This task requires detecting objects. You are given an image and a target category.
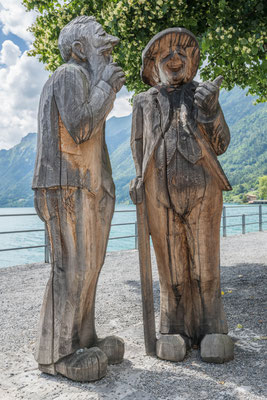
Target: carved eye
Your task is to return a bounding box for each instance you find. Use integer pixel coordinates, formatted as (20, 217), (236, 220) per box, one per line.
(176, 48), (186, 57)
(98, 31), (106, 36)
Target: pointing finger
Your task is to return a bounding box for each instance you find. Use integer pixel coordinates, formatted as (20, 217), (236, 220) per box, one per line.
(213, 75), (224, 88)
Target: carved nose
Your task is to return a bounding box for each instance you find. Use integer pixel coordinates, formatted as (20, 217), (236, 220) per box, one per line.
(109, 35), (120, 47)
(167, 53), (183, 70)
(172, 52), (182, 64)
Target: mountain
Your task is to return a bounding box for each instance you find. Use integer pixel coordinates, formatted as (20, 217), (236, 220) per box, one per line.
(111, 87), (267, 203)
(0, 87), (266, 207)
(218, 88), (267, 202)
(0, 133), (37, 207)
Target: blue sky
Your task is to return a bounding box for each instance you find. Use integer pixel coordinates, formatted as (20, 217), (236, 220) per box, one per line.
(0, 24), (28, 52)
(0, 0), (132, 150)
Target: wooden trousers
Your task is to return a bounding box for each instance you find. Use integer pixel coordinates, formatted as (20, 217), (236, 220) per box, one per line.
(34, 187), (115, 365)
(145, 161), (228, 344)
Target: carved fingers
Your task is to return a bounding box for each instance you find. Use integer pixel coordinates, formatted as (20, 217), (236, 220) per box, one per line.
(103, 62), (125, 93)
(129, 177), (143, 205)
(194, 75), (223, 116)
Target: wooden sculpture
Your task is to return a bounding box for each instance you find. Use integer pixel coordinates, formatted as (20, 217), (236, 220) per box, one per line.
(32, 16), (125, 381)
(130, 28), (234, 363)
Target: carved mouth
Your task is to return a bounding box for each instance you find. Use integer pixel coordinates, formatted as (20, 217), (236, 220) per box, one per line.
(99, 45), (113, 56)
(168, 64), (183, 72)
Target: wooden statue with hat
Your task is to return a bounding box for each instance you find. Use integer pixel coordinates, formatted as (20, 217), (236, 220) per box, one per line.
(130, 28), (234, 363)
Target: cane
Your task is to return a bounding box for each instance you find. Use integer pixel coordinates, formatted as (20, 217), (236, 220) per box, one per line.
(136, 193), (157, 355)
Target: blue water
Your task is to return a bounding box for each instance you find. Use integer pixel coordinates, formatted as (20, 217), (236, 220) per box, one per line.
(0, 204), (266, 268)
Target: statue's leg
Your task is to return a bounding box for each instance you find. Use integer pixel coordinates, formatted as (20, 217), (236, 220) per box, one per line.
(144, 161), (227, 338)
(34, 187), (120, 380)
(187, 181), (228, 338)
(144, 171), (188, 333)
(144, 181), (188, 361)
(161, 178), (228, 345)
(187, 181), (234, 362)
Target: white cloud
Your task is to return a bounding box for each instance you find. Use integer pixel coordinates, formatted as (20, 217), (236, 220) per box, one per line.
(0, 0), (132, 149)
(108, 86), (132, 119)
(0, 0), (35, 43)
(0, 40), (132, 150)
(0, 40), (21, 65)
(0, 43), (49, 149)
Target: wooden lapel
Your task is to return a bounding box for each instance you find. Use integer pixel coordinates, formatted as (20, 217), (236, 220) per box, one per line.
(156, 87), (171, 134)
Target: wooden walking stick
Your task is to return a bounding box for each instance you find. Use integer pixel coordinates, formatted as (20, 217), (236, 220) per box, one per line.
(136, 194), (157, 355)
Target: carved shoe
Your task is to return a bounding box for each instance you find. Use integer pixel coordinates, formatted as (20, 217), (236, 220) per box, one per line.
(156, 334), (186, 362)
(97, 335), (125, 364)
(200, 334), (234, 363)
(55, 347), (108, 382)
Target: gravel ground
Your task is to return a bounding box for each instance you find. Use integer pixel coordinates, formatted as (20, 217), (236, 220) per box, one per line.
(0, 231), (266, 400)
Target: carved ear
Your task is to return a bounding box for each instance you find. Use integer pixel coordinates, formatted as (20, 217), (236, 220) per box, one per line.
(71, 41), (86, 62)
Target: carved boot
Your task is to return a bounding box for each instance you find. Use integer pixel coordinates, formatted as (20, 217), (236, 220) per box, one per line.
(55, 347), (108, 382)
(200, 334), (234, 363)
(97, 335), (125, 364)
(156, 334), (186, 362)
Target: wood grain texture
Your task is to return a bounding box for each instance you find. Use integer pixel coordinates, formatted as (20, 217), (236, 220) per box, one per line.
(130, 28), (232, 354)
(156, 335), (186, 362)
(56, 347), (108, 382)
(97, 336), (125, 364)
(136, 200), (156, 356)
(200, 334), (234, 363)
(32, 16), (125, 380)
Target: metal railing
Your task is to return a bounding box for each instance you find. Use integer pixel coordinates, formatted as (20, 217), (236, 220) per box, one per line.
(0, 209), (138, 263)
(221, 204), (267, 237)
(0, 205), (266, 263)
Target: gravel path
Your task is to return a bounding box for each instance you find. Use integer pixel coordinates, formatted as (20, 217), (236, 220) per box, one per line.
(0, 232), (266, 400)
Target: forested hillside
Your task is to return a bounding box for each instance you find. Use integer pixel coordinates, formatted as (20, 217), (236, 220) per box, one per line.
(0, 133), (36, 207)
(219, 89), (267, 202)
(111, 87), (267, 203)
(0, 87), (266, 207)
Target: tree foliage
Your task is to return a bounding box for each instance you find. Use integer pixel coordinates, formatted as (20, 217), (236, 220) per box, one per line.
(23, 0), (266, 101)
(259, 176), (267, 199)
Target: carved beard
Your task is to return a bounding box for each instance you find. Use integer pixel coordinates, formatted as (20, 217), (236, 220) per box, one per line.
(86, 46), (110, 86)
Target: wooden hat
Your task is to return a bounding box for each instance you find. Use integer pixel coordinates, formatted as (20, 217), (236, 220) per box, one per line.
(141, 27), (200, 87)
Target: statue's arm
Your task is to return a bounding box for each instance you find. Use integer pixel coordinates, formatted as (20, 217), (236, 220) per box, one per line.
(194, 78), (230, 155)
(53, 65), (116, 144)
(129, 94), (145, 204)
(130, 94), (144, 177)
(197, 104), (230, 156)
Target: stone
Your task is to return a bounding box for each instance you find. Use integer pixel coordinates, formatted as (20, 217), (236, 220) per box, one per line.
(55, 347), (108, 382)
(156, 334), (186, 362)
(97, 335), (125, 364)
(200, 334), (234, 363)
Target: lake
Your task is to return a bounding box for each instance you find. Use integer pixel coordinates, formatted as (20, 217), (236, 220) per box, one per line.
(0, 203), (266, 268)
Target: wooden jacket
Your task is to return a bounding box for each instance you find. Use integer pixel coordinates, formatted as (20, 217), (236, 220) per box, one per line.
(32, 62), (115, 198)
(131, 81), (231, 206)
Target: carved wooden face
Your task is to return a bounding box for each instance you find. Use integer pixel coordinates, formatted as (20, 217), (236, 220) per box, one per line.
(89, 23), (119, 60)
(157, 45), (189, 86)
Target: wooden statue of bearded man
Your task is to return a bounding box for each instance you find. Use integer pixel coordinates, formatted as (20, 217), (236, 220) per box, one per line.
(33, 16), (125, 381)
(130, 28), (234, 363)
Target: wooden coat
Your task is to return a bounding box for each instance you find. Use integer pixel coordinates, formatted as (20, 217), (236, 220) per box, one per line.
(32, 61), (115, 198)
(130, 81), (232, 206)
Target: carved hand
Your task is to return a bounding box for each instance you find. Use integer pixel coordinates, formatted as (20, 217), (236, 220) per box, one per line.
(129, 177), (144, 205)
(194, 75), (223, 117)
(102, 62), (125, 93)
